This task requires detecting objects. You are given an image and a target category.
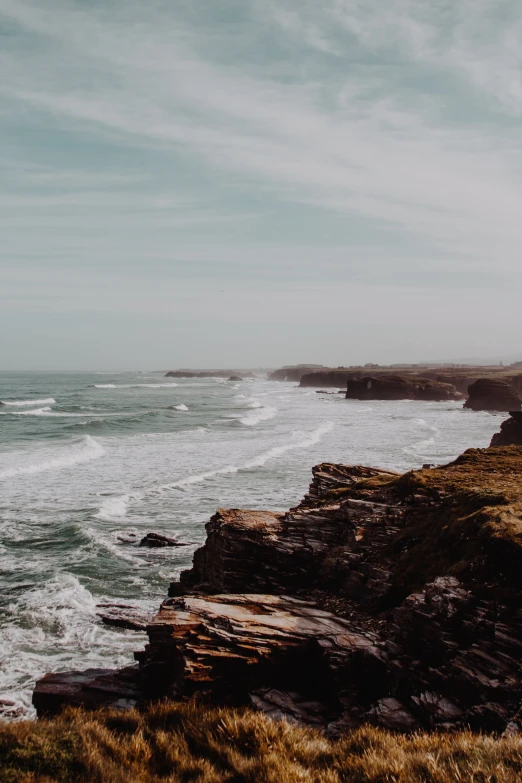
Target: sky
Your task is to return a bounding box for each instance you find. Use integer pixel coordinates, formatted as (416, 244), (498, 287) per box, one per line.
(1, 0), (522, 370)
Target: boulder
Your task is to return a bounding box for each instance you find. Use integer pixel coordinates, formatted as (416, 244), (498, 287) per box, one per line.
(464, 379), (521, 412)
(139, 532), (187, 548)
(96, 603), (154, 631)
(228, 376), (243, 382)
(490, 412), (522, 446)
(345, 375), (462, 401)
(33, 667), (141, 716)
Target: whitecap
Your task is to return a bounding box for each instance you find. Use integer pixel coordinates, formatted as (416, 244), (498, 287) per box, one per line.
(1, 398), (56, 407)
(94, 383), (177, 389)
(143, 420), (334, 498)
(171, 404), (188, 411)
(238, 406), (278, 426)
(96, 495), (130, 521)
(244, 421), (334, 468)
(0, 436), (104, 480)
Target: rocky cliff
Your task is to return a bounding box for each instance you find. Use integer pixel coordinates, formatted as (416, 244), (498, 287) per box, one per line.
(33, 447), (522, 735)
(464, 379), (521, 412)
(491, 412), (522, 446)
(299, 370), (361, 388)
(268, 365), (325, 382)
(345, 375), (462, 401)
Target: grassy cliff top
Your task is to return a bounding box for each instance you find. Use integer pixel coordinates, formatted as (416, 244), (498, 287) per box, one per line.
(2, 701), (522, 783)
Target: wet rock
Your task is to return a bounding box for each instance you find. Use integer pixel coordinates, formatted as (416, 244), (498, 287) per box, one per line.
(96, 603), (154, 631)
(32, 667), (141, 716)
(464, 378), (521, 412)
(228, 376), (243, 382)
(139, 532), (186, 548)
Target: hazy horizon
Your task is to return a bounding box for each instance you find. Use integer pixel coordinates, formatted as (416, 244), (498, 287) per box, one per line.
(2, 0), (522, 370)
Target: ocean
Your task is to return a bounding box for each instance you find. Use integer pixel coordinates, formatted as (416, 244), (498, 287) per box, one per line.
(0, 371), (506, 718)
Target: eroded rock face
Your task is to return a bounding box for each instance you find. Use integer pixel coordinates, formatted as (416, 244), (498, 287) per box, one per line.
(33, 449), (522, 734)
(491, 413), (522, 446)
(464, 379), (521, 412)
(345, 375), (462, 401)
(300, 370), (358, 388)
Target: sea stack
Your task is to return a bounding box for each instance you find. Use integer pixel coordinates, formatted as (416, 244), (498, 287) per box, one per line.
(464, 379), (521, 412)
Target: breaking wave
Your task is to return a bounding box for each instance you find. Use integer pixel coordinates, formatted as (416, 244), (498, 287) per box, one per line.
(1, 398), (56, 407)
(0, 436), (104, 480)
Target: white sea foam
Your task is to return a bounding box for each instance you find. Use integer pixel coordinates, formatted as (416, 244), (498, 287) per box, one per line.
(96, 495), (130, 520)
(244, 421), (334, 468)
(172, 404), (189, 411)
(94, 383), (177, 389)
(238, 405), (278, 426)
(0, 573), (146, 717)
(1, 398), (56, 407)
(139, 420), (334, 500)
(0, 406), (53, 416)
(0, 436), (104, 480)
(0, 408), (101, 418)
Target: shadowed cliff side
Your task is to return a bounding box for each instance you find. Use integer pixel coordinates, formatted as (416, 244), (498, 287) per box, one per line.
(33, 448), (522, 735)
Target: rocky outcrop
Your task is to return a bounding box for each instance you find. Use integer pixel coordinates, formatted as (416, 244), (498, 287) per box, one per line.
(345, 375), (462, 401)
(268, 365), (324, 382)
(165, 370), (253, 379)
(139, 532), (188, 548)
(464, 379), (521, 412)
(300, 370), (359, 388)
(33, 448), (522, 734)
(96, 603), (154, 631)
(490, 412), (522, 446)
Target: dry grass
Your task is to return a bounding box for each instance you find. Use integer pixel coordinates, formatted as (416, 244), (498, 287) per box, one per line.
(2, 702), (522, 783)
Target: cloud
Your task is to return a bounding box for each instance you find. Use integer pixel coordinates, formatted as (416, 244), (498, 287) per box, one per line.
(1, 0), (522, 367)
(2, 0), (522, 269)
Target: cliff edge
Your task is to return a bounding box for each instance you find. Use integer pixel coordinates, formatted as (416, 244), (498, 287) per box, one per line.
(34, 447), (522, 735)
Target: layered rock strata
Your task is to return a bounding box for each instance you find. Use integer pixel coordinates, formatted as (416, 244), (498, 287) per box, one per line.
(345, 375), (462, 401)
(464, 379), (521, 412)
(33, 448), (522, 734)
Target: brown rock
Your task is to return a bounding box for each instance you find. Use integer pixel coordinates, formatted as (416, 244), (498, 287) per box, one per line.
(96, 603), (154, 631)
(139, 532), (187, 548)
(33, 448), (522, 734)
(345, 375), (462, 401)
(490, 413), (522, 446)
(464, 379), (521, 412)
(32, 667), (141, 716)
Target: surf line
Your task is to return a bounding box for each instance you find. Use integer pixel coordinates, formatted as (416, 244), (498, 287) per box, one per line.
(96, 421), (334, 519)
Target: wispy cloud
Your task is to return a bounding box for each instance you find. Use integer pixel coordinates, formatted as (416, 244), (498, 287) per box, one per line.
(1, 0), (521, 367)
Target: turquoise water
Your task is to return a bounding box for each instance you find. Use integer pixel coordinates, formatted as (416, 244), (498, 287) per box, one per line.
(0, 371), (505, 717)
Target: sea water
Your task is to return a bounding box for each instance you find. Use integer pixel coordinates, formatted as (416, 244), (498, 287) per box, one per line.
(0, 371), (505, 718)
